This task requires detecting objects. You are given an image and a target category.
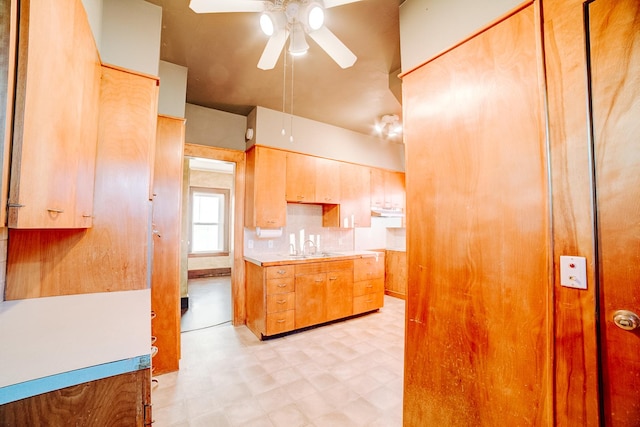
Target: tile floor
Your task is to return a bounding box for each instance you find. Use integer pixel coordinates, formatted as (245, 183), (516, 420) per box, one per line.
(152, 295), (406, 426)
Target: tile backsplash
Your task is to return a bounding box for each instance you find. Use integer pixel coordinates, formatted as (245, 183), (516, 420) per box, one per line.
(244, 203), (406, 256)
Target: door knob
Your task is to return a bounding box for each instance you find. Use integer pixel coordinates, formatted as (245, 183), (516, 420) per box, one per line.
(612, 310), (640, 331)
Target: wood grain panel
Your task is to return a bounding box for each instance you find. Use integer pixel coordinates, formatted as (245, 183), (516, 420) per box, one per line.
(385, 250), (407, 299)
(245, 261), (266, 338)
(151, 116), (185, 375)
(589, 0), (640, 423)
(5, 65), (158, 299)
(402, 4), (550, 425)
(326, 268), (353, 321)
(0, 0), (17, 228)
(0, 369), (150, 426)
(315, 157), (341, 204)
(286, 151), (316, 202)
(9, 0), (100, 228)
(542, 0), (601, 423)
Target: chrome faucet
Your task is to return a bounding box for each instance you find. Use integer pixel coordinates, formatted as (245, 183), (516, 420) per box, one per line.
(289, 243), (297, 256)
(303, 239), (317, 256)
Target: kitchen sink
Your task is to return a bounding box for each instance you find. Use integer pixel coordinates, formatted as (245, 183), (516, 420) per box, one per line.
(282, 252), (343, 259)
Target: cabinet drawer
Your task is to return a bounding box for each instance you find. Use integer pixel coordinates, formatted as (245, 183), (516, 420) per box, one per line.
(267, 292), (295, 313)
(353, 292), (384, 314)
(354, 278), (384, 296)
(266, 277), (295, 294)
(266, 310), (295, 335)
(266, 265), (294, 279)
(354, 256), (385, 281)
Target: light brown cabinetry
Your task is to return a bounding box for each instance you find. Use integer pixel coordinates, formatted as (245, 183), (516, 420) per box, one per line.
(295, 260), (353, 328)
(315, 157), (341, 204)
(245, 146), (287, 228)
(384, 250), (406, 299)
(337, 162), (371, 228)
(371, 168), (405, 212)
(246, 262), (296, 338)
(8, 0), (101, 229)
(286, 152), (316, 202)
(6, 64), (159, 299)
(353, 254), (385, 314)
(151, 115), (185, 375)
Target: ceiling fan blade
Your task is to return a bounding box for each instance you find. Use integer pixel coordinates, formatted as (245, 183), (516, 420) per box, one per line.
(322, 0), (363, 8)
(189, 0), (268, 13)
(308, 26), (357, 68)
(258, 30), (289, 70)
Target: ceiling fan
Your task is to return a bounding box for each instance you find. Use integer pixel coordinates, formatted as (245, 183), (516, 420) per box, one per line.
(189, 0), (361, 70)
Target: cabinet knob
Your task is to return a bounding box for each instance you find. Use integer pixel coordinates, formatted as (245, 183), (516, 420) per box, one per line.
(47, 208), (64, 214)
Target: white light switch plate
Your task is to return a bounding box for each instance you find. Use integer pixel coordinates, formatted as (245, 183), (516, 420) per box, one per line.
(560, 256), (587, 289)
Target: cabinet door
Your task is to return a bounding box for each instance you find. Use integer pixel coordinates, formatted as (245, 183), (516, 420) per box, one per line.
(370, 168), (385, 209)
(295, 273), (326, 328)
(151, 116), (185, 375)
(315, 157), (340, 204)
(245, 146), (287, 228)
(339, 163), (371, 228)
(286, 152), (316, 202)
(326, 268), (353, 321)
(8, 0), (101, 228)
(386, 171), (405, 210)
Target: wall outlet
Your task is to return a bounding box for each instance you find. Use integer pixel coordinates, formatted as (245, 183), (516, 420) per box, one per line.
(248, 240), (254, 249)
(560, 256), (587, 289)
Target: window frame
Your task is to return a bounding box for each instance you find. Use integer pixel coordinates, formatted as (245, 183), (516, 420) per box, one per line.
(188, 187), (230, 256)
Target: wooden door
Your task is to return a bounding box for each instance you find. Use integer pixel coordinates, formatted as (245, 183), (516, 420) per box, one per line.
(401, 4), (550, 425)
(588, 0), (640, 423)
(150, 116), (185, 375)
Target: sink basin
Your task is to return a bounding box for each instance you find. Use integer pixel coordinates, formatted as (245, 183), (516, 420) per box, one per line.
(281, 252), (343, 259)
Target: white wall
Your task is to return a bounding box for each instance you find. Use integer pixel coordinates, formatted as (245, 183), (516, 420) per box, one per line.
(100, 0), (162, 76)
(185, 103), (247, 151)
(400, 0), (524, 72)
(250, 106), (405, 172)
(81, 0), (103, 50)
(158, 61), (188, 118)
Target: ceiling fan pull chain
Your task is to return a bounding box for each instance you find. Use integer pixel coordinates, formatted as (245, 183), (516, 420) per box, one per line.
(281, 47), (287, 136)
(290, 55), (295, 143)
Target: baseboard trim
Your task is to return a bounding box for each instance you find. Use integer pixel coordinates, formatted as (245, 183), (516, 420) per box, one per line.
(188, 268), (231, 279)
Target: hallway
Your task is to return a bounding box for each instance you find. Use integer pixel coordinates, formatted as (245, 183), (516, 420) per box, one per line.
(152, 296), (405, 426)
(181, 276), (232, 332)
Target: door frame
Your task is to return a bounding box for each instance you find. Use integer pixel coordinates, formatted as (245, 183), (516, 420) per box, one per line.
(184, 143), (246, 325)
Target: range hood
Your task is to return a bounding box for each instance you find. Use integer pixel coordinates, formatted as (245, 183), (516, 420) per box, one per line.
(371, 207), (405, 217)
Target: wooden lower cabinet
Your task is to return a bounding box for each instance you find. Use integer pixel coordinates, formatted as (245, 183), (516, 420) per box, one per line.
(0, 369), (151, 426)
(353, 254), (385, 315)
(384, 250), (407, 299)
(247, 258), (387, 339)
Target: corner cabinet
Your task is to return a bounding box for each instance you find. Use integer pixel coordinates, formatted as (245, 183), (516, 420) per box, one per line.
(8, 0), (101, 228)
(245, 146), (287, 228)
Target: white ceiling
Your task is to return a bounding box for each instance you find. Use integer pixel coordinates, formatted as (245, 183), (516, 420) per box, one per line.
(145, 0), (403, 138)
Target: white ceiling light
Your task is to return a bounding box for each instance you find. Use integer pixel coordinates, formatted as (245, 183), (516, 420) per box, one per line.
(289, 25), (309, 56)
(375, 114), (402, 138)
(305, 3), (325, 31)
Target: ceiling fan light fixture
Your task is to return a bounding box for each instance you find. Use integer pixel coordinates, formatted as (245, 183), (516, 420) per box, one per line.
(289, 26), (309, 56)
(305, 3), (325, 31)
(259, 13), (274, 35)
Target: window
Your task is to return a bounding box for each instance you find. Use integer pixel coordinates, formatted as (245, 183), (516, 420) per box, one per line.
(189, 188), (229, 254)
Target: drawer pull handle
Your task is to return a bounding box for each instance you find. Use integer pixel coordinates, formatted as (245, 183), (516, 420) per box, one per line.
(366, 285), (373, 288)
(47, 208), (64, 214)
(329, 277), (337, 280)
(277, 319), (286, 323)
(277, 299), (286, 304)
(277, 283), (287, 288)
(277, 270), (286, 275)
(315, 279), (324, 283)
(366, 299), (373, 303)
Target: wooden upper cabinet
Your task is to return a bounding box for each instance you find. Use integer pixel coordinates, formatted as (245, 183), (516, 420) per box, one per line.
(315, 157), (340, 204)
(8, 0), (101, 228)
(245, 146), (287, 228)
(286, 152), (316, 202)
(371, 168), (405, 211)
(339, 162), (371, 228)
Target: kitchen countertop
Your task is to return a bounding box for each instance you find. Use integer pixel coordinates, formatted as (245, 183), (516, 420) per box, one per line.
(244, 250), (382, 267)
